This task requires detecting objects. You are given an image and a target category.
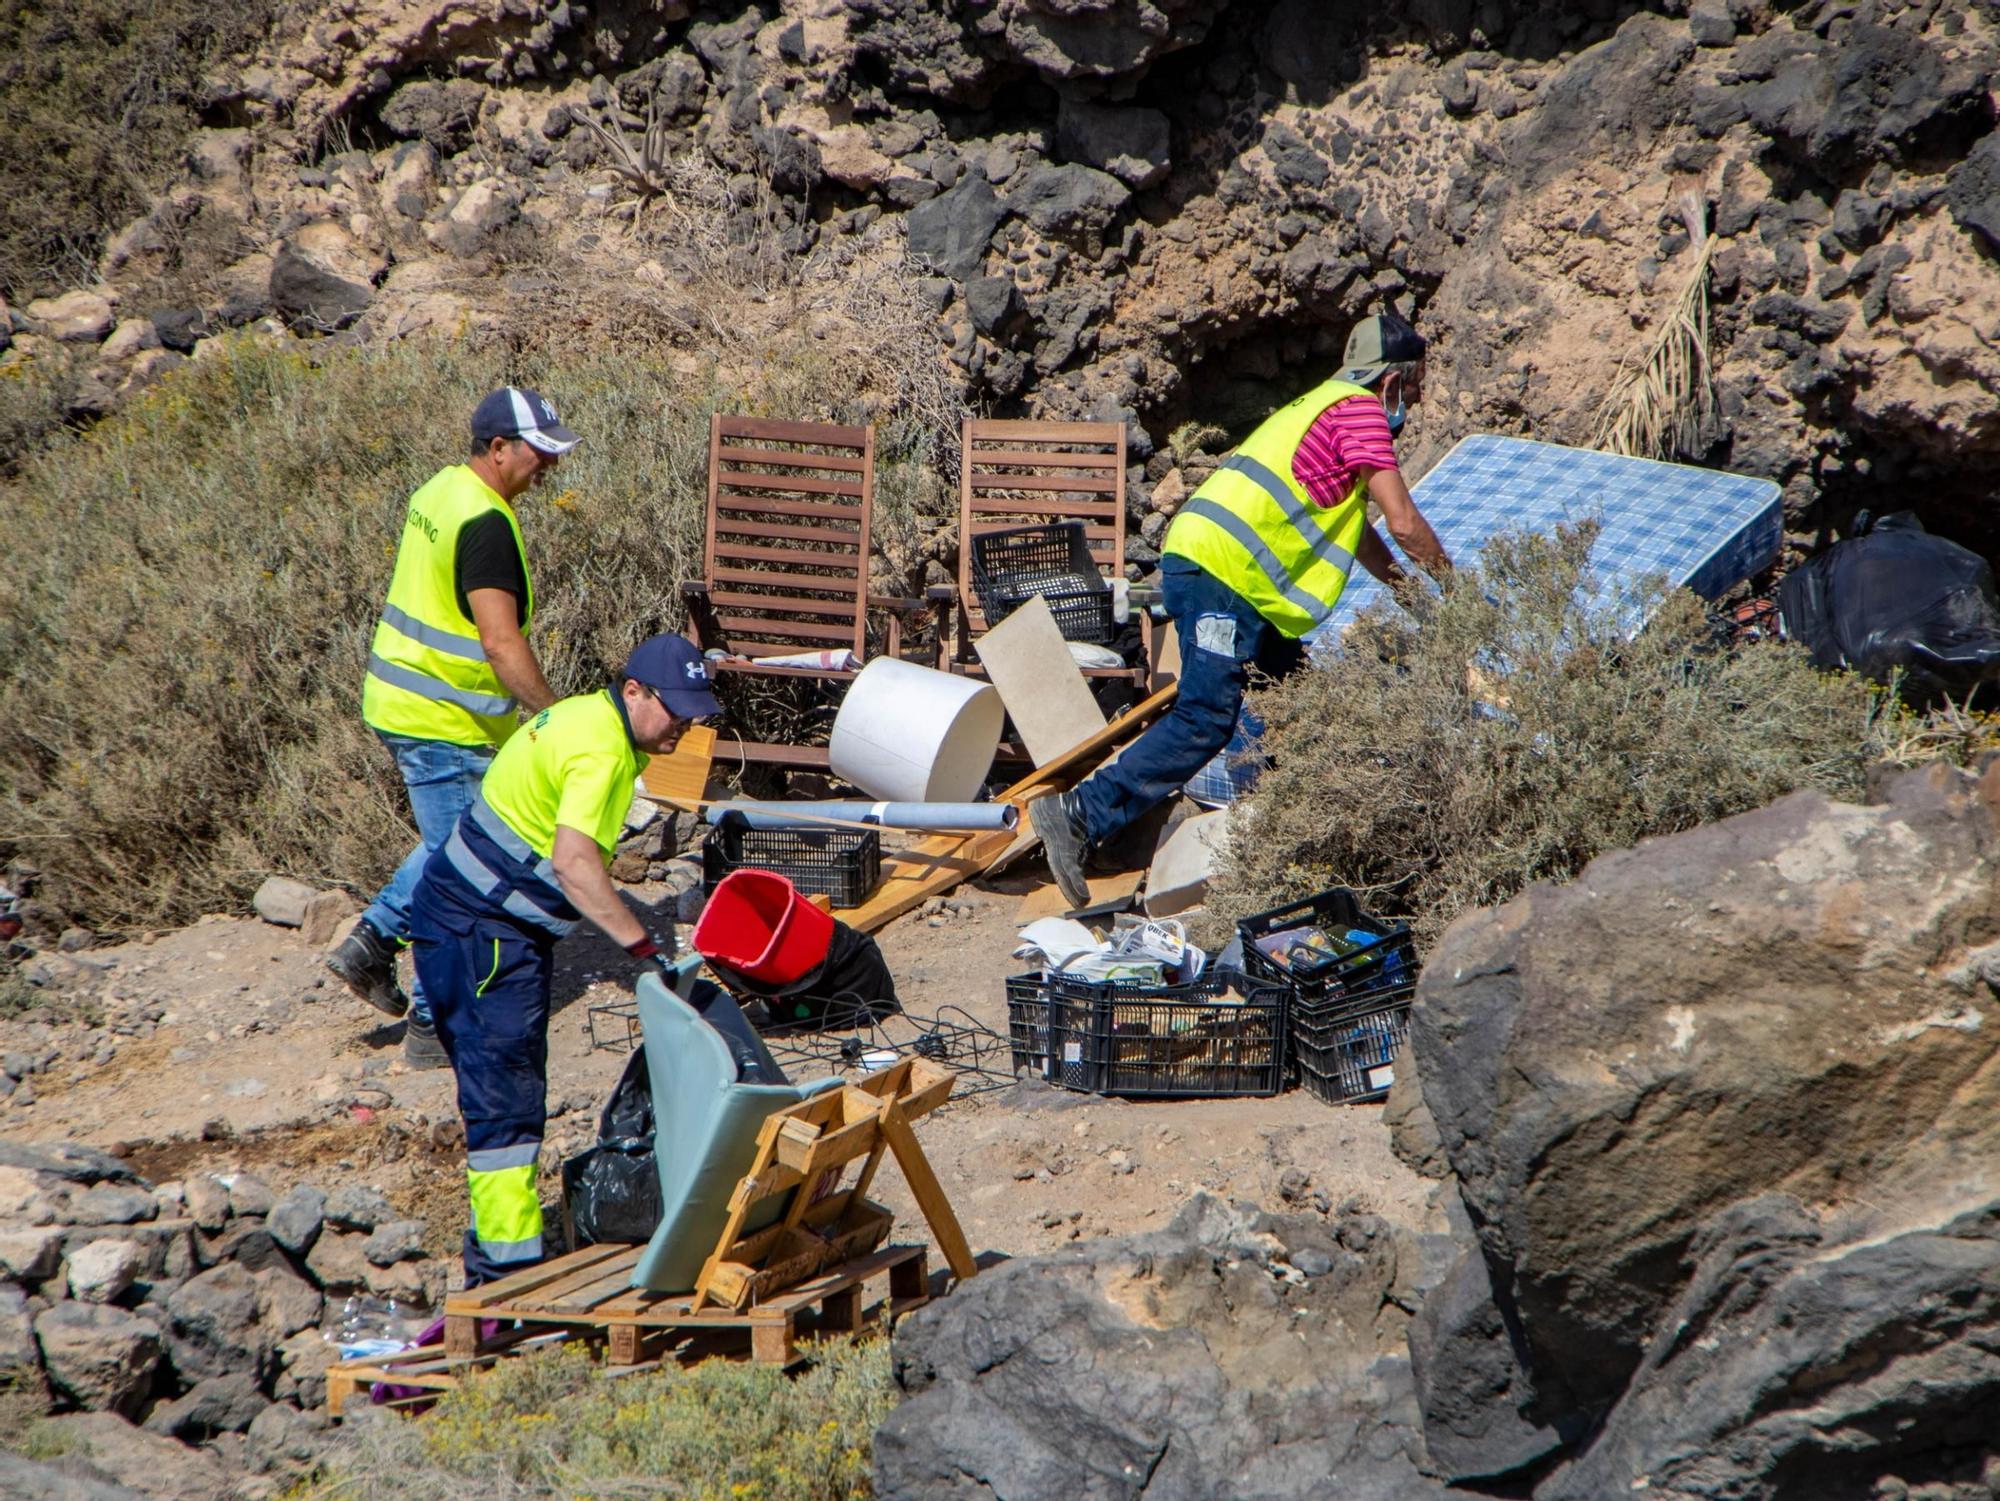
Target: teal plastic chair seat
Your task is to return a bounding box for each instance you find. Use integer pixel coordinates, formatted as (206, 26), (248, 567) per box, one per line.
(629, 971), (843, 1294)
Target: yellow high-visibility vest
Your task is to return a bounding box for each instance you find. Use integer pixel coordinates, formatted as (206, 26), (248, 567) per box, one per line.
(361, 466), (533, 747)
(1162, 378), (1376, 638)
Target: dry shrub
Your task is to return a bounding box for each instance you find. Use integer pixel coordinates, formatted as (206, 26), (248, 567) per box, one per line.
(0, 343), (83, 471)
(0, 0), (278, 298)
(299, 1338), (893, 1499)
(1208, 524), (1913, 946)
(0, 324), (945, 933)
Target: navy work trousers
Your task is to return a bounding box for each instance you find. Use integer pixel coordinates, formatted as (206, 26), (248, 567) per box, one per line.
(409, 855), (554, 1288)
(1072, 557), (1307, 847)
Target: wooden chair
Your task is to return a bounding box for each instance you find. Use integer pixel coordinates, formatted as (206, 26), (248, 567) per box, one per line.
(932, 418), (1145, 677)
(681, 415), (920, 770)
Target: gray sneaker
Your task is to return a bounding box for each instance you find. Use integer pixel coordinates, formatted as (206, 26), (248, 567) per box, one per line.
(326, 922), (409, 1020)
(403, 1016), (449, 1070)
(1029, 791), (1092, 912)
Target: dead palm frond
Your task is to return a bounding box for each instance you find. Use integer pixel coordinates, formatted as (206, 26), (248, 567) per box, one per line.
(1590, 191), (1717, 461)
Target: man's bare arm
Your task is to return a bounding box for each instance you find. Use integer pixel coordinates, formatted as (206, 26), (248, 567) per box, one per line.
(1356, 524), (1410, 588)
(551, 825), (647, 949)
(1365, 468), (1452, 580)
(468, 587), (558, 713)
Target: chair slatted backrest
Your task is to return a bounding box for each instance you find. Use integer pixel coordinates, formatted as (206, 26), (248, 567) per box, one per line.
(957, 418), (1127, 640)
(705, 415), (874, 660)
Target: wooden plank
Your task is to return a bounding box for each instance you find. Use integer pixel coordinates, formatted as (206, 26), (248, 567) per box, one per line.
(879, 1100), (978, 1282)
(720, 415), (869, 447)
(962, 497), (1122, 520)
(762, 1244), (921, 1314)
(969, 419), (1123, 442)
(446, 1243), (634, 1312)
(751, 1320), (795, 1364)
(715, 494), (863, 522)
(640, 723), (715, 809)
(717, 469), (867, 498)
(522, 1245), (645, 1310)
(717, 444), (868, 472)
(966, 448), (1123, 469)
(708, 738), (833, 770)
(706, 590), (858, 617)
(712, 543), (861, 569)
(711, 568), (861, 594)
(966, 470), (1120, 494)
(714, 615), (856, 642)
(714, 517), (864, 545)
(973, 594), (1107, 766)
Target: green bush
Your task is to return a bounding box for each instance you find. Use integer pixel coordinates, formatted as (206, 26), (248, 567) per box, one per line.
(1207, 524), (1918, 946)
(0, 0), (277, 300)
(0, 331), (948, 932)
(304, 1339), (894, 1500)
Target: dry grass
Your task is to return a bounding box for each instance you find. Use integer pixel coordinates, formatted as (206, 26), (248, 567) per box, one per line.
(1590, 192), (1717, 461)
(0, 322), (951, 933)
(1207, 524), (1927, 946)
(296, 1338), (894, 1500)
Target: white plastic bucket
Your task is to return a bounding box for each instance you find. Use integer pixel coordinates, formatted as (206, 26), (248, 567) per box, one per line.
(828, 659), (1004, 803)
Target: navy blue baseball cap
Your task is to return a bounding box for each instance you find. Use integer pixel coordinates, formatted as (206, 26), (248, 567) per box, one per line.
(623, 634), (722, 719)
(471, 386), (581, 455)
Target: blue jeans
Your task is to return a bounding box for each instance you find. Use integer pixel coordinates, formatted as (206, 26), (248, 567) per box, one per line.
(1072, 558), (1306, 845)
(361, 733), (496, 1025)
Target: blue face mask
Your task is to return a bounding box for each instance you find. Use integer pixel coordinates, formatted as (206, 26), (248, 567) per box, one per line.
(1384, 388), (1407, 436)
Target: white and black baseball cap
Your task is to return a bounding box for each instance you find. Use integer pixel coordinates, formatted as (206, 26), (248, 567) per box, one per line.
(471, 386), (582, 455)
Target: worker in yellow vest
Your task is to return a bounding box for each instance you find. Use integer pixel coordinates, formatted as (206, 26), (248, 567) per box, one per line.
(1032, 314), (1453, 910)
(328, 388), (578, 1066)
(410, 633), (720, 1284)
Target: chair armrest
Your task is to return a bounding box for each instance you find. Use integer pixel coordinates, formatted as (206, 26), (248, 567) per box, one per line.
(925, 584), (958, 602)
(679, 580), (711, 597)
(867, 593), (927, 614)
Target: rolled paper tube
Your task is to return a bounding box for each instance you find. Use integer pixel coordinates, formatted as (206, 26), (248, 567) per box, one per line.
(705, 801), (1019, 833)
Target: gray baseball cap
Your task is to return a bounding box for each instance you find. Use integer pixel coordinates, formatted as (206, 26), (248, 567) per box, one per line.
(1333, 313), (1427, 387)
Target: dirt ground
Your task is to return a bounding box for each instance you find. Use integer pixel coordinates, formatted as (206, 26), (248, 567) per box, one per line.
(2, 868), (1436, 1295)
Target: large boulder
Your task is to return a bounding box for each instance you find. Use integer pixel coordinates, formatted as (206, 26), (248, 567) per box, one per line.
(1537, 1194), (2000, 1499)
(876, 1195), (1446, 1500)
(33, 1304), (161, 1417)
(1413, 761), (2000, 1450)
(906, 173), (1004, 280)
(1005, 163), (1130, 242)
(0, 1450), (149, 1501)
(1055, 100), (1170, 188)
(269, 220), (382, 332)
(27, 1413), (232, 1501)
(1947, 130), (2000, 256)
(163, 1261), (269, 1384)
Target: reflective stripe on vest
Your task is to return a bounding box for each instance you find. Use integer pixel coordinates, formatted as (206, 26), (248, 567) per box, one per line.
(366, 654), (516, 718)
(379, 601), (488, 661)
(362, 465), (533, 748)
(1162, 378), (1376, 638)
(439, 796), (579, 938)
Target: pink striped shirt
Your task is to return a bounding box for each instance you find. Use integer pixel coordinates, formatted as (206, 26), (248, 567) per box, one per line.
(1292, 393), (1398, 508)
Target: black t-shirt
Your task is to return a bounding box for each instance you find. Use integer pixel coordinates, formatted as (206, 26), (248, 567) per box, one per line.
(454, 511), (528, 624)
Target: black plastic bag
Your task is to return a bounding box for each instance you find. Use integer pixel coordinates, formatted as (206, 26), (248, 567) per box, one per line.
(560, 1047), (661, 1248)
(707, 917), (901, 1032)
(1777, 512), (2000, 698)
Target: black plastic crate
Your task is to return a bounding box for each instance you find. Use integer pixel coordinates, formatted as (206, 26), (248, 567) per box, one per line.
(969, 522), (1116, 645)
(701, 822), (881, 908)
(1005, 970), (1287, 1098)
(1293, 985), (1413, 1105)
(1236, 888), (1418, 1006)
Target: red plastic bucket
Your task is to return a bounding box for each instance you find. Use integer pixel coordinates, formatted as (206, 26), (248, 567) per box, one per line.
(692, 869), (834, 987)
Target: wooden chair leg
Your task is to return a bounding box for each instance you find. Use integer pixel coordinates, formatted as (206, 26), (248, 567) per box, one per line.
(443, 1315), (481, 1359)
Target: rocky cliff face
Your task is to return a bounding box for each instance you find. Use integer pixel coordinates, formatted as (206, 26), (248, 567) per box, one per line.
(7, 0), (1998, 556)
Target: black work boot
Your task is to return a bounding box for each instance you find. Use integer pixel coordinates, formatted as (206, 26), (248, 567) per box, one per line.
(326, 921), (410, 1020)
(402, 1015), (448, 1070)
(1030, 790), (1092, 912)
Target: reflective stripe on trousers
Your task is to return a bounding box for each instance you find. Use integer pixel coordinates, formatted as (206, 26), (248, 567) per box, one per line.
(466, 1157), (543, 1267)
(366, 653), (517, 718)
(440, 802), (577, 938)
